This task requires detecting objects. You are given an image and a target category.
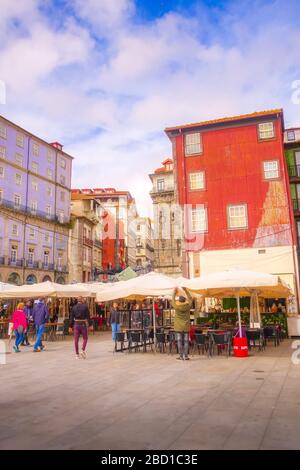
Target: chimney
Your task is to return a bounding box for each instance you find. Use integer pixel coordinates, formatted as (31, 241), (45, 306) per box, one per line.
(50, 142), (64, 151)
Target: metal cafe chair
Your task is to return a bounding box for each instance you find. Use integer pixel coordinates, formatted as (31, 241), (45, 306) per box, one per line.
(114, 332), (126, 352)
(210, 331), (232, 357)
(246, 329), (265, 352)
(128, 331), (142, 353)
(155, 332), (167, 353)
(263, 326), (279, 347)
(192, 333), (209, 356)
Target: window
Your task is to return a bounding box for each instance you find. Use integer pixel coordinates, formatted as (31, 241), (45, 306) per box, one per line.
(191, 207), (207, 232)
(57, 255), (62, 267)
(0, 145), (6, 158)
(287, 130), (295, 141)
(45, 232), (50, 242)
(30, 200), (37, 214)
(16, 133), (24, 148)
(263, 160), (279, 180)
(31, 161), (38, 174)
(258, 122), (275, 140)
(58, 210), (64, 223)
(29, 227), (35, 238)
(47, 149), (53, 163)
(157, 179), (165, 191)
(15, 153), (23, 166)
(47, 186), (52, 197)
(189, 171), (205, 190)
(44, 251), (49, 266)
(185, 132), (202, 155)
(15, 173), (22, 185)
(137, 224), (140, 231)
(0, 189), (3, 202)
(0, 167), (4, 178)
(46, 205), (52, 218)
(60, 158), (66, 169)
(228, 204), (248, 229)
(47, 168), (53, 180)
(0, 124), (7, 139)
(32, 142), (39, 156)
(11, 246), (17, 262)
(60, 175), (66, 185)
(60, 191), (65, 202)
(14, 194), (21, 208)
(28, 248), (34, 264)
(32, 181), (38, 192)
(12, 224), (18, 236)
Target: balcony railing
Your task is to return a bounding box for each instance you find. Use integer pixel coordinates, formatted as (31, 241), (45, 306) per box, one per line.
(292, 199), (300, 211)
(94, 239), (102, 248)
(83, 237), (93, 247)
(0, 198), (68, 225)
(42, 263), (54, 270)
(8, 258), (23, 267)
(26, 260), (39, 268)
(55, 265), (68, 273)
(150, 186), (174, 194)
(288, 166), (300, 178)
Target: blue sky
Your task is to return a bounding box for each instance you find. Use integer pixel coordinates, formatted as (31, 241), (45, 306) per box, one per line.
(1, 0), (300, 215)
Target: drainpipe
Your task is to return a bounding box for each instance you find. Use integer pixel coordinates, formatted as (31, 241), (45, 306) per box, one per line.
(280, 118), (300, 307)
(22, 136), (31, 284)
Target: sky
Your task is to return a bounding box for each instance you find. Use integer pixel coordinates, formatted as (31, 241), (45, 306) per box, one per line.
(1, 0), (300, 216)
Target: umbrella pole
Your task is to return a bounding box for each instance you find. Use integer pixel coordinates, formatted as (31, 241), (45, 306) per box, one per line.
(152, 298), (156, 351)
(236, 290), (242, 338)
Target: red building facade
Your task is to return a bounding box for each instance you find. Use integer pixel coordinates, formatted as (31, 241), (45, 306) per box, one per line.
(165, 109), (299, 299)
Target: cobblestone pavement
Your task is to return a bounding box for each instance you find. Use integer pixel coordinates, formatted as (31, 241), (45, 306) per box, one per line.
(0, 333), (299, 450)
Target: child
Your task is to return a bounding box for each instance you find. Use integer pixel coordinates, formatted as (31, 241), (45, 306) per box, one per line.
(11, 303), (27, 353)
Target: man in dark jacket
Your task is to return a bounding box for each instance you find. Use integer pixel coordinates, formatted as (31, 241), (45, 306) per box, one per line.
(32, 298), (49, 352)
(108, 302), (120, 341)
(69, 297), (90, 359)
(171, 287), (193, 361)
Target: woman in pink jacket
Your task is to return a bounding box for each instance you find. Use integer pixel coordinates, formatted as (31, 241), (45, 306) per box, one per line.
(12, 303), (27, 353)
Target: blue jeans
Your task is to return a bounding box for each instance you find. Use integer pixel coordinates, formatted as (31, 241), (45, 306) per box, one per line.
(111, 323), (120, 341)
(34, 324), (45, 350)
(14, 330), (24, 349)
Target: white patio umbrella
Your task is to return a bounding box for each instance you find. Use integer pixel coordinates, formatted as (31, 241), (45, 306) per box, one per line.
(183, 269), (292, 337)
(0, 281), (96, 299)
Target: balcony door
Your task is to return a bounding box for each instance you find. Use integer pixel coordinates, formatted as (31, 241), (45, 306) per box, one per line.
(295, 151), (300, 177)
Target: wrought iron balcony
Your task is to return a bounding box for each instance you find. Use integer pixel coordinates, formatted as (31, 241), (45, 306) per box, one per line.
(55, 265), (68, 273)
(292, 198), (300, 211)
(288, 166), (300, 178)
(83, 237), (93, 247)
(8, 258), (23, 266)
(26, 260), (39, 268)
(94, 239), (102, 248)
(42, 263), (54, 270)
(0, 197), (69, 225)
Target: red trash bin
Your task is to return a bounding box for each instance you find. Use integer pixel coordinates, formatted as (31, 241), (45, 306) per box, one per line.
(233, 337), (248, 357)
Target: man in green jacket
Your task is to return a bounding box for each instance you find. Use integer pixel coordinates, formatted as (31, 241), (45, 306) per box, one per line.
(171, 287), (193, 361)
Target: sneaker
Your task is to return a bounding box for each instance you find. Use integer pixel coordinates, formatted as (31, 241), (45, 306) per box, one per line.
(176, 356), (183, 361)
(13, 346), (20, 353)
(40, 345), (45, 351)
(183, 356), (190, 361)
(33, 349), (40, 352)
(80, 350), (87, 359)
(75, 354), (80, 359)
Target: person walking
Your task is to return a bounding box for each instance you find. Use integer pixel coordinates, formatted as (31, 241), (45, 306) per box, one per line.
(69, 296), (90, 359)
(21, 299), (33, 346)
(11, 303), (27, 353)
(108, 302), (120, 341)
(171, 287), (193, 361)
(32, 297), (49, 352)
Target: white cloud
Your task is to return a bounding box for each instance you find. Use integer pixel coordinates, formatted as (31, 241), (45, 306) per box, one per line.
(1, 0), (300, 217)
